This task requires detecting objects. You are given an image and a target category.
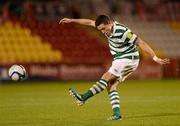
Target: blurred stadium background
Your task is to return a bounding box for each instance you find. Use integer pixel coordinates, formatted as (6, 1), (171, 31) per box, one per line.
(0, 0), (180, 126)
(0, 0), (180, 81)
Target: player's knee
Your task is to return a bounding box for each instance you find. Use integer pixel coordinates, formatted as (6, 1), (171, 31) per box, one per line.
(101, 72), (109, 79)
(101, 72), (117, 83)
(110, 84), (117, 91)
(106, 84), (111, 92)
(107, 82), (118, 92)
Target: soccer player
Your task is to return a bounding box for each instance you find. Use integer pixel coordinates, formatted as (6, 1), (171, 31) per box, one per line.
(59, 15), (170, 120)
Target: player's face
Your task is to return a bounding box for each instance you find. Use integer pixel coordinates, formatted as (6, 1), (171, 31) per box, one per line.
(97, 23), (113, 37)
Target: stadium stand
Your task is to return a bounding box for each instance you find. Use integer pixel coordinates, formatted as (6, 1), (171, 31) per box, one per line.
(0, 0), (179, 80)
(0, 21), (62, 65)
(121, 17), (180, 58)
(20, 20), (111, 64)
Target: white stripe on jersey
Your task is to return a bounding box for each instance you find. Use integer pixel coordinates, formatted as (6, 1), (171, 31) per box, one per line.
(109, 43), (131, 52)
(129, 34), (137, 44)
(116, 25), (127, 31)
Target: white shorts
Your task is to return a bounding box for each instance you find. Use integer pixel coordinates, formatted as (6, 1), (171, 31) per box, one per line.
(108, 58), (139, 82)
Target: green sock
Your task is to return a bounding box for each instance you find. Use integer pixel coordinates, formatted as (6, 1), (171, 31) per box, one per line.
(109, 90), (121, 116)
(113, 107), (120, 115)
(82, 79), (108, 101)
(82, 90), (93, 101)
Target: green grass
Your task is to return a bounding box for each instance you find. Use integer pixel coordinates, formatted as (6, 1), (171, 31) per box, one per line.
(0, 79), (180, 126)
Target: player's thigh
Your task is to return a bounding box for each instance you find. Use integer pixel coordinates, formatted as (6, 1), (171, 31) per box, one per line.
(101, 71), (118, 83)
(120, 60), (139, 82)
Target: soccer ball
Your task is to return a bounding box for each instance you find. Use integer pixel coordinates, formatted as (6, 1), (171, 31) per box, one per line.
(8, 65), (27, 81)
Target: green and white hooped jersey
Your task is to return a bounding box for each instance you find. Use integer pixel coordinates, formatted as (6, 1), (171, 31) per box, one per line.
(108, 21), (139, 60)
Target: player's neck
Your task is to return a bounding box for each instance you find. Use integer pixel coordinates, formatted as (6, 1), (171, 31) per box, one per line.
(110, 23), (114, 35)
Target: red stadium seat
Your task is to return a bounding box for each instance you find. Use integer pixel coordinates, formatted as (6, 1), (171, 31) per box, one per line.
(18, 21), (110, 64)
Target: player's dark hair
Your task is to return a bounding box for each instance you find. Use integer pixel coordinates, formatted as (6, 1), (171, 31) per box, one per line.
(95, 15), (111, 27)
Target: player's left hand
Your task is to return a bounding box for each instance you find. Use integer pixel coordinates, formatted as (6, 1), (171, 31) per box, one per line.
(59, 18), (72, 24)
(153, 56), (170, 65)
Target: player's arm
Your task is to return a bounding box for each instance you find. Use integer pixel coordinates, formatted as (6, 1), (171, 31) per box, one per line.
(59, 18), (95, 27)
(136, 38), (170, 65)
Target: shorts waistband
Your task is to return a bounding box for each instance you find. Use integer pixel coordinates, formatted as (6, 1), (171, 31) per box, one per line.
(114, 55), (140, 60)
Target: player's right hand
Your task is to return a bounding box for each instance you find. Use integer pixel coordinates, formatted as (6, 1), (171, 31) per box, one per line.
(59, 18), (72, 24)
(153, 56), (170, 65)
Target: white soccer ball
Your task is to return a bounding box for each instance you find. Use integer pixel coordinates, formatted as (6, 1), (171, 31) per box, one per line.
(8, 65), (27, 81)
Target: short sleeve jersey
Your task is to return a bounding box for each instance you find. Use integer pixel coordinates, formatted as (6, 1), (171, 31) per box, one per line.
(108, 21), (139, 60)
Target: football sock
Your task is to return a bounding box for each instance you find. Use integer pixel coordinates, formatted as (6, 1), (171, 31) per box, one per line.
(109, 90), (121, 115)
(81, 79), (108, 101)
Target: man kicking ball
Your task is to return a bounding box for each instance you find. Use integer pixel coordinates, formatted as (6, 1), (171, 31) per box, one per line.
(59, 15), (170, 120)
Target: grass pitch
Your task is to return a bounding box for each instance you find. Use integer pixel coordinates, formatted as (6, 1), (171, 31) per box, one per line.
(0, 79), (180, 126)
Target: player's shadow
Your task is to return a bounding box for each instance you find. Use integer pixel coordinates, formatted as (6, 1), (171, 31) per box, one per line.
(125, 112), (180, 119)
